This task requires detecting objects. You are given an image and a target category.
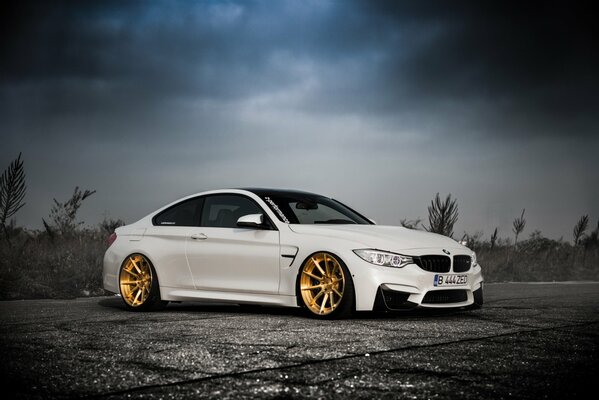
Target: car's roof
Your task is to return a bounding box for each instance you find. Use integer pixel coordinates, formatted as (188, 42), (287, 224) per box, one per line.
(238, 188), (329, 198)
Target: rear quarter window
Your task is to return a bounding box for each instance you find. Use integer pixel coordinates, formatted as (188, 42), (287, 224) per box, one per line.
(153, 197), (203, 226)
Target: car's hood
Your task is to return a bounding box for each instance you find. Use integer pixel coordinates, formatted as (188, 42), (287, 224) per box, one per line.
(288, 224), (467, 252)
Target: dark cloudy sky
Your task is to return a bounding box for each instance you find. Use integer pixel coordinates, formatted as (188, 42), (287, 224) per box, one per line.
(1, 0), (598, 241)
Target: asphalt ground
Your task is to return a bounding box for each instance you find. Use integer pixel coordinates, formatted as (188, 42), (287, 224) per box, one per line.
(1, 282), (598, 399)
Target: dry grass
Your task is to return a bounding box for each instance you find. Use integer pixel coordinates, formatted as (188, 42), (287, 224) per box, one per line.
(472, 232), (599, 282)
(0, 229), (106, 300)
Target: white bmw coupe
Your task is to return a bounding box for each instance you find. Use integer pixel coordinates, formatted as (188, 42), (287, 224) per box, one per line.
(103, 188), (483, 318)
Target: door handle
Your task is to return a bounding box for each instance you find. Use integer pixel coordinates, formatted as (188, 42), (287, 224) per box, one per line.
(190, 233), (208, 240)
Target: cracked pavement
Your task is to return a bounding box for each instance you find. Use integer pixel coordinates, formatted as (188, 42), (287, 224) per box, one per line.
(1, 283), (598, 399)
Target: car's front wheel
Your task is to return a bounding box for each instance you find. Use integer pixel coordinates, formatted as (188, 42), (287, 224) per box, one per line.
(299, 252), (354, 319)
(119, 254), (168, 311)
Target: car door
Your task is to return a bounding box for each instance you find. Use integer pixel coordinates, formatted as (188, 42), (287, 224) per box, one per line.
(145, 196), (203, 289)
(185, 194), (281, 294)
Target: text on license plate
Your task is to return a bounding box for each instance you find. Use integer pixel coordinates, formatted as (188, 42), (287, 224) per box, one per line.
(434, 274), (468, 287)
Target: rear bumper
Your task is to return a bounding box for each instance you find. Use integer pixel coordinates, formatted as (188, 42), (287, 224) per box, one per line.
(103, 246), (121, 294)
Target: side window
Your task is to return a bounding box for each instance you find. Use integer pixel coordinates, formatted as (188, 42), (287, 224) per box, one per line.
(154, 197), (203, 226)
(201, 195), (264, 228)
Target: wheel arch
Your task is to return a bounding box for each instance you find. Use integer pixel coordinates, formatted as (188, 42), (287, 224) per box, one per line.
(294, 250), (355, 308)
(118, 251), (163, 295)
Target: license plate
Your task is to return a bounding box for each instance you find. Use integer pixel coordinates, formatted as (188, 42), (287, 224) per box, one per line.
(434, 274), (468, 287)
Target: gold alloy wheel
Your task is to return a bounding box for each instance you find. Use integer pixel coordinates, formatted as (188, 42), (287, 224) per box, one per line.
(119, 255), (153, 307)
(300, 252), (345, 315)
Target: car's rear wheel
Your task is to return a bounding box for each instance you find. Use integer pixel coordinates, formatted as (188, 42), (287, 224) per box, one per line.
(299, 252), (354, 319)
(119, 254), (168, 311)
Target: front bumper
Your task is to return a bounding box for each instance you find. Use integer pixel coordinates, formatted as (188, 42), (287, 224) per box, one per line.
(347, 252), (484, 311)
(374, 284), (484, 311)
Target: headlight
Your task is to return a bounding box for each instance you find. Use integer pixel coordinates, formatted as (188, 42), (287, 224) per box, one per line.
(471, 251), (478, 267)
(353, 249), (413, 268)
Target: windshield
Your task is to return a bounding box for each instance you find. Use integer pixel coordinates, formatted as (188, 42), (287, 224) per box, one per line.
(260, 194), (372, 225)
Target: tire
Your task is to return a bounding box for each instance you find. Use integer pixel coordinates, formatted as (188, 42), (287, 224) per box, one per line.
(298, 252), (355, 319)
(119, 253), (168, 311)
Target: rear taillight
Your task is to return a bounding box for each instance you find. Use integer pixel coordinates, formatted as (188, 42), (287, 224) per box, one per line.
(107, 232), (117, 247)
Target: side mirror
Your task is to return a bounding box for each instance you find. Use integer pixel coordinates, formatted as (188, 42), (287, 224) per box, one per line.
(237, 213), (266, 229)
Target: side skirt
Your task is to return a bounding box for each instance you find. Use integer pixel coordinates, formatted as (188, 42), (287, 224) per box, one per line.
(160, 286), (298, 307)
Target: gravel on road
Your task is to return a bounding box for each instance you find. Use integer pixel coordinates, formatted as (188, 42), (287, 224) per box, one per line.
(1, 282), (598, 399)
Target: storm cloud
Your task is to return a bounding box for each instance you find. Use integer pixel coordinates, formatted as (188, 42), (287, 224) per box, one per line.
(1, 0), (598, 240)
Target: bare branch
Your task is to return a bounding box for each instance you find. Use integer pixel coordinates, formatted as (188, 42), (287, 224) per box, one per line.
(99, 217), (125, 235)
(512, 209), (526, 247)
(0, 153), (27, 244)
(42, 218), (55, 242)
(490, 227), (499, 250)
(573, 215), (589, 246)
(400, 217), (422, 230)
(47, 186), (96, 235)
(425, 193), (458, 238)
